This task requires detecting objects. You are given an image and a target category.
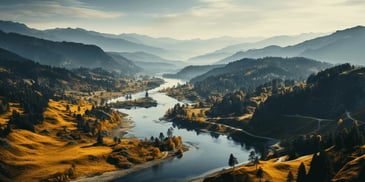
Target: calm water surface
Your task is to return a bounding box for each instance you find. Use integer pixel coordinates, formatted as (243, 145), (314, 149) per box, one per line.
(109, 78), (253, 182)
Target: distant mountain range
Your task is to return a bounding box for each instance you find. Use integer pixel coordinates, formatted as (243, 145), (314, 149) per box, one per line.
(0, 31), (139, 75)
(163, 64), (225, 81)
(217, 26), (365, 65)
(1, 20), (364, 71)
(0, 47), (116, 91)
(0, 20), (258, 60)
(116, 34), (260, 60)
(188, 33), (325, 65)
(0, 20), (167, 57)
(112, 52), (186, 74)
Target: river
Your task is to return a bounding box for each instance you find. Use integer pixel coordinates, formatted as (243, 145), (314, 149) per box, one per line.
(108, 78), (254, 182)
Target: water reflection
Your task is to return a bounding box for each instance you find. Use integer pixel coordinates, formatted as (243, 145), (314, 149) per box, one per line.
(111, 78), (267, 182)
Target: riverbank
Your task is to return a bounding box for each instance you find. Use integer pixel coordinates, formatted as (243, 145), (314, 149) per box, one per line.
(74, 144), (189, 182)
(73, 151), (170, 182)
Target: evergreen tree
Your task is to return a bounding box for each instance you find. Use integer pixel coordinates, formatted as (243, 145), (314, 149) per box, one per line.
(254, 156), (260, 170)
(256, 167), (264, 182)
(97, 130), (104, 145)
(297, 162), (307, 182)
(249, 151), (256, 164)
(145, 90), (149, 98)
(159, 132), (165, 141)
(228, 153), (238, 168)
(307, 151), (333, 182)
(287, 171), (294, 182)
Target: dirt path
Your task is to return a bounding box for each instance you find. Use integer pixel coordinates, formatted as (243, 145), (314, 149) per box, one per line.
(204, 119), (277, 142)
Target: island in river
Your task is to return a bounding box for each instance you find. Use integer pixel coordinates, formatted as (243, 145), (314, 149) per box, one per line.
(109, 97), (158, 109)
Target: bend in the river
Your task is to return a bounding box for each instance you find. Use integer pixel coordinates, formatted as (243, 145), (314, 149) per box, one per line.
(109, 78), (263, 182)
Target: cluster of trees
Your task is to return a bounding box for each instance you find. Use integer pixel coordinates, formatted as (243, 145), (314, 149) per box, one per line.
(143, 130), (183, 152)
(307, 63), (354, 84)
(281, 123), (365, 181)
(209, 91), (249, 117)
(294, 151), (333, 182)
(74, 105), (120, 144)
(166, 103), (189, 118)
(0, 98), (9, 114)
(284, 135), (322, 160)
(251, 64), (364, 135)
(191, 57), (329, 98)
(162, 83), (200, 102)
(207, 78), (297, 117)
(75, 114), (101, 136)
(0, 80), (51, 134)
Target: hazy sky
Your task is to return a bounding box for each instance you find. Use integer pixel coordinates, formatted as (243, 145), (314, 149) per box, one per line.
(1, 0), (364, 39)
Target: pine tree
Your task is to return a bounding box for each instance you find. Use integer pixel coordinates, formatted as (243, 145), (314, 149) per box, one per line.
(145, 90), (149, 98)
(97, 130), (104, 145)
(256, 167), (263, 182)
(228, 153), (238, 168)
(287, 171), (294, 182)
(307, 151), (333, 182)
(297, 162), (307, 182)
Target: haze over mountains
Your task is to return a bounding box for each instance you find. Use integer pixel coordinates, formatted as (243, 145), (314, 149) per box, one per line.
(1, 15), (365, 182)
(0, 19), (364, 78)
(0, 31), (135, 74)
(112, 51), (186, 74)
(188, 32), (326, 65)
(0, 20), (167, 57)
(0, 20), (255, 61)
(217, 26), (365, 65)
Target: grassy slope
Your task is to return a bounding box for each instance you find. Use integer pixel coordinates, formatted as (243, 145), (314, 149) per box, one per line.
(0, 100), (117, 181)
(0, 103), (23, 125)
(0, 97), (170, 182)
(203, 155), (312, 182)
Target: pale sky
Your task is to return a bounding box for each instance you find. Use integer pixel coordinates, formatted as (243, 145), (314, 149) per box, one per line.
(0, 0), (364, 39)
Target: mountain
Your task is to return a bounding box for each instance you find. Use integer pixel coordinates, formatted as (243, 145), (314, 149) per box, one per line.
(188, 33), (325, 65)
(250, 64), (363, 137)
(217, 26), (365, 65)
(106, 52), (142, 74)
(43, 28), (167, 56)
(163, 64), (225, 81)
(0, 20), (258, 61)
(190, 57), (331, 97)
(0, 47), (88, 90)
(117, 34), (261, 60)
(117, 52), (187, 74)
(0, 20), (167, 57)
(187, 52), (231, 65)
(0, 31), (137, 75)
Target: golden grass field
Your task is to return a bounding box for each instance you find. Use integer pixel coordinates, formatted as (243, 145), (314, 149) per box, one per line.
(0, 100), (118, 181)
(199, 155), (313, 182)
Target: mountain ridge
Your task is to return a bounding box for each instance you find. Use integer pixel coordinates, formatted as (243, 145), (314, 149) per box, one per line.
(0, 30), (138, 75)
(0, 20), (168, 57)
(217, 26), (365, 65)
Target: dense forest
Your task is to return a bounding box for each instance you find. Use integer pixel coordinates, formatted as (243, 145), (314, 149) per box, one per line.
(250, 64), (363, 137)
(191, 57), (330, 97)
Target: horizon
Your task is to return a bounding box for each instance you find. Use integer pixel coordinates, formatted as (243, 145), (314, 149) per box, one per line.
(5, 19), (338, 41)
(1, 0), (365, 39)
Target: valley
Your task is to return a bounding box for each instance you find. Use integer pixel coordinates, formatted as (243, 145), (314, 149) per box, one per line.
(0, 18), (365, 182)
